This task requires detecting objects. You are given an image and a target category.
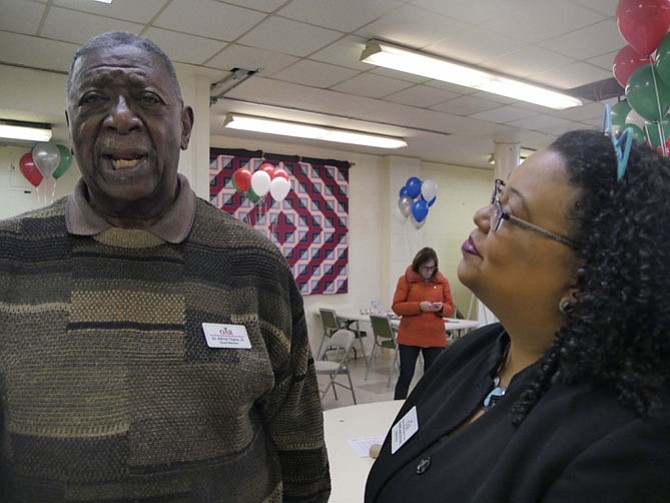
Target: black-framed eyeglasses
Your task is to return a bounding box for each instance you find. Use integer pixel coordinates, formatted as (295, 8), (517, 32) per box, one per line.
(491, 179), (579, 249)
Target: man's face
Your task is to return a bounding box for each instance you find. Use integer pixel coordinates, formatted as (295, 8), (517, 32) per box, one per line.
(66, 44), (193, 217)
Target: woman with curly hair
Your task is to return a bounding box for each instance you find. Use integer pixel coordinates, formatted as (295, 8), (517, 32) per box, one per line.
(365, 128), (670, 503)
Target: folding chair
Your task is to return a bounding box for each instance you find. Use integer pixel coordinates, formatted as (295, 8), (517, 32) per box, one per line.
(315, 329), (357, 404)
(317, 308), (358, 361)
(365, 314), (399, 386)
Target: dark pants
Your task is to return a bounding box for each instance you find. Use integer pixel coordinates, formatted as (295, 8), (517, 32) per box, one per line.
(394, 345), (444, 400)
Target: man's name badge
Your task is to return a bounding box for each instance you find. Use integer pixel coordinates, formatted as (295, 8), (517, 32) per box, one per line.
(202, 323), (252, 349)
(391, 405), (419, 454)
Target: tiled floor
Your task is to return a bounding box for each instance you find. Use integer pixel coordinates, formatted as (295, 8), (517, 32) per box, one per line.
(316, 335), (424, 411)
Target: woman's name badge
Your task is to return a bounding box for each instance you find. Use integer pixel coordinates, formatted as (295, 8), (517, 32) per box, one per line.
(202, 323), (252, 349)
(391, 405), (419, 454)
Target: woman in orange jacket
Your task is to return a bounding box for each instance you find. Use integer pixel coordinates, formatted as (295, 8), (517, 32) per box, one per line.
(392, 247), (454, 399)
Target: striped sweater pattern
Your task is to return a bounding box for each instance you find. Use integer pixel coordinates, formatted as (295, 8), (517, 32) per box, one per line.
(0, 197), (330, 502)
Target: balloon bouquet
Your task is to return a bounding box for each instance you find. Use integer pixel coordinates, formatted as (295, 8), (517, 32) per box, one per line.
(230, 161), (292, 234)
(612, 0), (670, 155)
(231, 162), (291, 203)
(395, 176), (438, 229)
(18, 142), (73, 206)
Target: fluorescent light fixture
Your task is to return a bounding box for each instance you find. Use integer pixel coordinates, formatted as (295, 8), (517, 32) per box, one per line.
(91, 0), (113, 3)
(0, 119), (52, 142)
(223, 113), (408, 149)
(361, 40), (583, 110)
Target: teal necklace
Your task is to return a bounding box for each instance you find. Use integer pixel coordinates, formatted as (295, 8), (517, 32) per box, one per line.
(482, 376), (506, 409)
(482, 342), (510, 410)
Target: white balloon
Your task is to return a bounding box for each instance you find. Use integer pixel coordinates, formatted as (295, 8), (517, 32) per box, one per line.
(393, 205), (407, 223)
(32, 142), (61, 178)
(251, 170), (271, 196)
(421, 179), (438, 202)
(270, 177), (291, 201)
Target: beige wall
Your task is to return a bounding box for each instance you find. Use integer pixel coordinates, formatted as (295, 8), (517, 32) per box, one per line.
(0, 63), (493, 351)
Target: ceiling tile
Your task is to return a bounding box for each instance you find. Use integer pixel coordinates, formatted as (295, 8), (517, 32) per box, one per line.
(154, 1), (266, 41)
(507, 114), (575, 130)
(484, 0), (606, 43)
(331, 72), (413, 98)
(570, 0), (619, 17)
(278, 0), (403, 32)
(41, 7), (143, 45)
(410, 0), (534, 24)
(470, 105), (538, 123)
(354, 5), (466, 49)
(426, 27), (526, 65)
(0, 30), (78, 72)
(237, 17), (342, 57)
(384, 84), (459, 107)
(540, 21), (622, 60)
(486, 46), (574, 80)
(535, 61), (613, 89)
(142, 27), (227, 65)
(205, 44), (298, 75)
(0, 0), (45, 35)
(52, 0), (168, 23)
(272, 60), (361, 88)
(431, 95), (502, 116)
(588, 50), (618, 71)
(218, 0), (291, 12)
(310, 36), (374, 71)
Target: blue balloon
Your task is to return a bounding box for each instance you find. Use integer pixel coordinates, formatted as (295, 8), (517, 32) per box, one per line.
(405, 177), (422, 198)
(399, 186), (409, 197)
(427, 195), (437, 207)
(412, 199), (429, 222)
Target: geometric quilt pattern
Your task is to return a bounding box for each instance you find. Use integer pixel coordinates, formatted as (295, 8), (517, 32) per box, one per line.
(209, 148), (350, 295)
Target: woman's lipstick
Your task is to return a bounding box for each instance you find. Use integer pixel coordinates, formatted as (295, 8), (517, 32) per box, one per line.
(461, 236), (482, 258)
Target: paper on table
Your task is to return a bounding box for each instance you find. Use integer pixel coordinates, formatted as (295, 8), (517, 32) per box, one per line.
(347, 437), (385, 458)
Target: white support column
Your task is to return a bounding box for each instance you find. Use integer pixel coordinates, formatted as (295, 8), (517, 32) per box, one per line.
(493, 131), (521, 181)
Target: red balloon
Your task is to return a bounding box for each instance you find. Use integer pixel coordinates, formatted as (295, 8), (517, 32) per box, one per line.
(273, 169), (289, 180)
(19, 152), (44, 188)
(260, 162), (275, 179)
(613, 45), (652, 87)
(616, 0), (670, 56)
(232, 168), (252, 192)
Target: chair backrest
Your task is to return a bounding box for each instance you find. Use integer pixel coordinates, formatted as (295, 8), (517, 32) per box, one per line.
(319, 308), (340, 335)
(369, 315), (395, 344)
(318, 329), (355, 360)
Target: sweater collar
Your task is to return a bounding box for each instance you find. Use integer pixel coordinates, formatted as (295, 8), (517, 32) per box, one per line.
(65, 173), (196, 244)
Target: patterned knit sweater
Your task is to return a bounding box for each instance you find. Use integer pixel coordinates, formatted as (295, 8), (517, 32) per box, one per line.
(0, 197), (330, 502)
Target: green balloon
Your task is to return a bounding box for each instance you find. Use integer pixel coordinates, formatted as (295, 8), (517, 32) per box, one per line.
(611, 101), (632, 128)
(52, 144), (72, 180)
(247, 187), (261, 203)
(656, 32), (670, 88)
(620, 124), (646, 143)
(644, 120), (670, 148)
(626, 64), (670, 121)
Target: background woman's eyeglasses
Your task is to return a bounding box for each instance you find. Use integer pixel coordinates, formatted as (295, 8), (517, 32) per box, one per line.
(491, 179), (579, 249)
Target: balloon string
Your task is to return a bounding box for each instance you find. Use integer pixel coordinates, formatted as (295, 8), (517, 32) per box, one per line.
(50, 178), (56, 205)
(650, 65), (668, 156)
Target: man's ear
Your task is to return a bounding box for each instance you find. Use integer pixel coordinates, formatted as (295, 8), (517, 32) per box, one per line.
(180, 106), (194, 150)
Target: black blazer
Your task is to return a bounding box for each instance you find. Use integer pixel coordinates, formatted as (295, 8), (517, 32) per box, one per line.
(365, 324), (670, 503)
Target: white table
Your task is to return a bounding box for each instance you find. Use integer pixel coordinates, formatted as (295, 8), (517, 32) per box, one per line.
(336, 310), (480, 339)
(323, 400), (402, 503)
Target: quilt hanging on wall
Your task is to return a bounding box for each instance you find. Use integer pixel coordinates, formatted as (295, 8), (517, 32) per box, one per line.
(210, 148), (350, 295)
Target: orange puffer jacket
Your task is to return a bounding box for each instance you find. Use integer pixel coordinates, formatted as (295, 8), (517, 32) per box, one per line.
(392, 266), (454, 348)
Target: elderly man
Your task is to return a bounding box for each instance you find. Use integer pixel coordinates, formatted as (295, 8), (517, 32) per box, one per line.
(0, 32), (330, 502)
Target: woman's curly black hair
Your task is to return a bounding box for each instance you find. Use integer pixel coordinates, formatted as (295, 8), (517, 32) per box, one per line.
(511, 129), (670, 425)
